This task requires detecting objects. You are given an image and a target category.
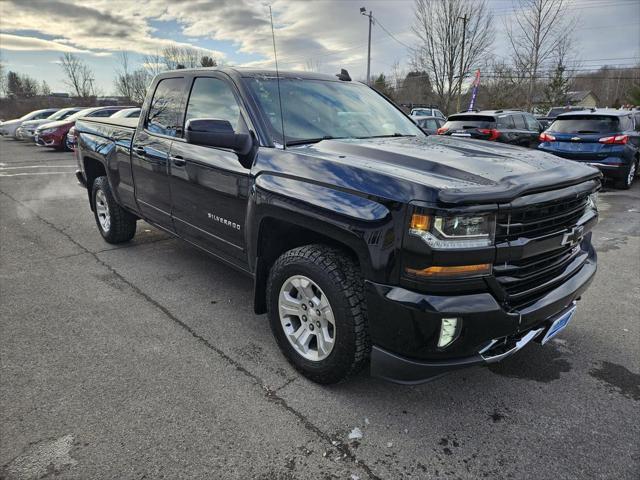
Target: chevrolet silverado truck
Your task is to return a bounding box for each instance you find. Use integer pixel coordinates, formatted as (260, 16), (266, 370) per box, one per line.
(74, 68), (600, 384)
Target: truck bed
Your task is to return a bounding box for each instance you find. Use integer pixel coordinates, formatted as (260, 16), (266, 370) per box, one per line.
(75, 117), (138, 149)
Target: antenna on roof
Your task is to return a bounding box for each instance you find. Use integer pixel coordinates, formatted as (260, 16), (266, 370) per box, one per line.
(269, 5), (286, 149)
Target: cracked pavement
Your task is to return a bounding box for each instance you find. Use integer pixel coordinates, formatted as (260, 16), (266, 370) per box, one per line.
(1, 138), (638, 479)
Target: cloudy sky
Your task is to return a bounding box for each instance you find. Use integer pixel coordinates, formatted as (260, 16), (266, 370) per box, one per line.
(1, 0), (638, 94)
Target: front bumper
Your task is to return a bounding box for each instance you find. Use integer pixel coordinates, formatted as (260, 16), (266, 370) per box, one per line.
(367, 244), (596, 384)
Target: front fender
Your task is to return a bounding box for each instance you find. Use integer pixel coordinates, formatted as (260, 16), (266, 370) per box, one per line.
(249, 174), (406, 284)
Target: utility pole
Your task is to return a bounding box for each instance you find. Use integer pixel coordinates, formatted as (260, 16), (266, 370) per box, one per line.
(456, 14), (468, 113)
(360, 7), (373, 85)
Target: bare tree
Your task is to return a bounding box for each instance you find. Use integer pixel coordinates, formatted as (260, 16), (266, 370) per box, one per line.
(59, 53), (96, 98)
(505, 0), (577, 110)
(412, 0), (494, 114)
(0, 55), (7, 98)
(114, 51), (151, 104)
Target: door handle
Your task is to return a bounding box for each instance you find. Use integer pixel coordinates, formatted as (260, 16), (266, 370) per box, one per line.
(133, 145), (145, 155)
(171, 155), (186, 167)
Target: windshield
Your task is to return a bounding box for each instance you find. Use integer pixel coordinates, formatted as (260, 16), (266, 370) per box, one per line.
(442, 115), (495, 130)
(549, 115), (620, 134)
(412, 108), (432, 116)
(66, 108), (98, 122)
(48, 108), (79, 121)
(245, 77), (423, 146)
(417, 118), (438, 129)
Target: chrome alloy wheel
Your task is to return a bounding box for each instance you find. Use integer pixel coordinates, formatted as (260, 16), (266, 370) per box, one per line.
(628, 161), (637, 186)
(95, 189), (111, 233)
(278, 275), (336, 361)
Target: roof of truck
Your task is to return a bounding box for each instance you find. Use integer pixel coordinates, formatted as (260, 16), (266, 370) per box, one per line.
(158, 67), (349, 82)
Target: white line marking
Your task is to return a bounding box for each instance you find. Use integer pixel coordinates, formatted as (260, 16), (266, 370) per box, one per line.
(0, 165), (76, 170)
(0, 172), (73, 177)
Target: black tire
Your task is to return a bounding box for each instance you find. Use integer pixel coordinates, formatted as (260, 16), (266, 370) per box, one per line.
(613, 159), (637, 190)
(267, 244), (370, 384)
(92, 176), (137, 244)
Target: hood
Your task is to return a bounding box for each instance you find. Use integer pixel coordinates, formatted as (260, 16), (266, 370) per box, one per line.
(36, 119), (73, 131)
(21, 119), (52, 129)
(255, 136), (601, 206)
(0, 119), (21, 127)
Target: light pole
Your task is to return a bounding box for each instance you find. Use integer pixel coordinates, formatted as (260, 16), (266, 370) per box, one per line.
(456, 14), (469, 112)
(360, 7), (373, 85)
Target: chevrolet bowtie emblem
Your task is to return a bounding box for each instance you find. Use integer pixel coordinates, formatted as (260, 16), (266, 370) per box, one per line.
(571, 136), (581, 141)
(561, 225), (584, 247)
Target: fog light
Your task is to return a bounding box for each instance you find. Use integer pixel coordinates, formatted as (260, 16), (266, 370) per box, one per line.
(438, 318), (460, 348)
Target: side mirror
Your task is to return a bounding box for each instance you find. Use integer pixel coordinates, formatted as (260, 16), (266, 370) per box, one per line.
(185, 118), (252, 155)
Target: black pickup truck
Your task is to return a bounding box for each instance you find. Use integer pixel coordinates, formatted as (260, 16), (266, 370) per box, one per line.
(74, 68), (600, 384)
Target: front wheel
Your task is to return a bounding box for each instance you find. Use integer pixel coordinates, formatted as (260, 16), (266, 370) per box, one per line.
(267, 245), (370, 384)
(92, 176), (137, 243)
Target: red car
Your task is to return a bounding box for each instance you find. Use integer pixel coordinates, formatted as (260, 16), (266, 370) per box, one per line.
(35, 106), (134, 150)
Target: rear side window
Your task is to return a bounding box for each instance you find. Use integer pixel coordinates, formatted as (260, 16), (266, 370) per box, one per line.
(634, 114), (640, 131)
(443, 115), (495, 130)
(549, 115), (620, 134)
(185, 77), (243, 131)
(147, 77), (186, 137)
(497, 115), (516, 129)
(524, 114), (539, 131)
(513, 114), (526, 129)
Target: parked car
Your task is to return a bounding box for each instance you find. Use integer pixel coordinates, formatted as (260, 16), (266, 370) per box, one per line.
(412, 115), (445, 135)
(0, 109), (60, 138)
(538, 109), (640, 189)
(35, 106), (134, 150)
(75, 68), (599, 385)
(109, 107), (141, 119)
(438, 110), (542, 147)
(16, 107), (83, 141)
(66, 108), (141, 150)
(536, 106), (587, 131)
(410, 107), (445, 119)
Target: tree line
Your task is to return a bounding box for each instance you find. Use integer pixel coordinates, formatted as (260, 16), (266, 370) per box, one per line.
(370, 0), (639, 113)
(1, 0), (638, 114)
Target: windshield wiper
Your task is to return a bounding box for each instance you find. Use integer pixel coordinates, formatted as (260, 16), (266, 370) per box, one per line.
(576, 130), (599, 134)
(286, 135), (344, 146)
(357, 133), (416, 139)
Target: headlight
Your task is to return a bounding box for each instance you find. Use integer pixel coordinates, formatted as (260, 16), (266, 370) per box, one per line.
(587, 192), (598, 211)
(409, 212), (495, 249)
(39, 128), (57, 135)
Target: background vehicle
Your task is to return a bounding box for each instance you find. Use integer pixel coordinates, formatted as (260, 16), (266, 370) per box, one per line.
(538, 109), (640, 189)
(410, 107), (445, 119)
(110, 107), (141, 119)
(66, 109), (140, 149)
(412, 115), (445, 135)
(0, 109), (59, 138)
(75, 68), (599, 385)
(438, 110), (542, 147)
(536, 106), (587, 130)
(35, 105), (133, 150)
(16, 107), (83, 141)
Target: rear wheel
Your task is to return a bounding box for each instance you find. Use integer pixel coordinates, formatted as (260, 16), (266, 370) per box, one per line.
(267, 244), (370, 384)
(92, 176), (137, 243)
(614, 159), (637, 190)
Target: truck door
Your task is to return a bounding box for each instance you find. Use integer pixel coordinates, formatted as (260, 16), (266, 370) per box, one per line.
(131, 76), (187, 230)
(168, 74), (251, 268)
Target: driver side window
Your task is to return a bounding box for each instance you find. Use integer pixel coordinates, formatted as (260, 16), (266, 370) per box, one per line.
(185, 77), (243, 132)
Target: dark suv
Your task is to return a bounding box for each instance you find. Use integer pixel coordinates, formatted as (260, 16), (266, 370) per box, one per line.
(538, 109), (640, 189)
(438, 110), (542, 148)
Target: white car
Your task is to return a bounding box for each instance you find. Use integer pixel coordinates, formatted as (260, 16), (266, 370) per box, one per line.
(0, 108), (60, 138)
(17, 107), (83, 141)
(410, 107), (446, 120)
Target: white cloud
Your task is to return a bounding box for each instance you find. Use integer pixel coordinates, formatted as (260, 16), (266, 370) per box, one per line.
(0, 33), (89, 53)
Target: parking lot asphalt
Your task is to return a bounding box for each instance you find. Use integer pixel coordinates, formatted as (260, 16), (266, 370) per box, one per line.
(0, 137), (638, 480)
